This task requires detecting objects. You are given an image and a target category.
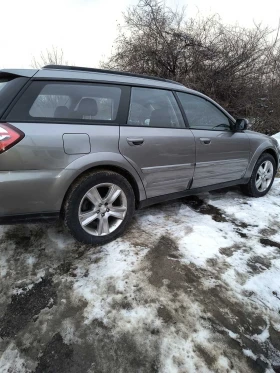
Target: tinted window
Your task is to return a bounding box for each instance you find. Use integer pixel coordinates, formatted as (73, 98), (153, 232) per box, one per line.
(8, 82), (122, 122)
(30, 93), (70, 118)
(128, 87), (185, 128)
(177, 92), (231, 131)
(0, 76), (28, 118)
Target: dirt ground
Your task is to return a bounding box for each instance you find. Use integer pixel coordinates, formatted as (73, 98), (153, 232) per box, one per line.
(1, 182), (280, 373)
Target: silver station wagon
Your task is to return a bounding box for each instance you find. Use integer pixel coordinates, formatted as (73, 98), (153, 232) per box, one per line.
(0, 65), (278, 244)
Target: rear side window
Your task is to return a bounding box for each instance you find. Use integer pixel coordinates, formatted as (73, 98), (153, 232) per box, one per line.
(8, 81), (123, 123)
(0, 76), (28, 118)
(127, 87), (185, 128)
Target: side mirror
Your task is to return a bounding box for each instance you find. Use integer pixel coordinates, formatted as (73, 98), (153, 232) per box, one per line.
(234, 118), (248, 132)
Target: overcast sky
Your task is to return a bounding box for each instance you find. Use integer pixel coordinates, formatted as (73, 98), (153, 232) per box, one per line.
(1, 0), (280, 69)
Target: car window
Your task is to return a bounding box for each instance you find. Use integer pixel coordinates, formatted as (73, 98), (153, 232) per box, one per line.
(30, 94), (70, 117)
(74, 97), (114, 120)
(177, 92), (231, 131)
(8, 82), (122, 122)
(127, 87), (185, 128)
(0, 76), (29, 118)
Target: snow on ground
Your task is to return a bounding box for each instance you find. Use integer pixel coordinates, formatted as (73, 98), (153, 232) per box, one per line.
(1, 180), (280, 372)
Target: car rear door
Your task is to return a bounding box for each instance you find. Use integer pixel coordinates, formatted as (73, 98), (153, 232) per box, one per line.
(176, 92), (250, 189)
(119, 87), (195, 198)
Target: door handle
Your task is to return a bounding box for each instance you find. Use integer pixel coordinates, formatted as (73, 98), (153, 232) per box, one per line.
(200, 137), (211, 145)
(127, 137), (144, 146)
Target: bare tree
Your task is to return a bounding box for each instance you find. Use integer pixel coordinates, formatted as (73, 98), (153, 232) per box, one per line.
(32, 46), (69, 68)
(104, 0), (280, 134)
(31, 46), (71, 114)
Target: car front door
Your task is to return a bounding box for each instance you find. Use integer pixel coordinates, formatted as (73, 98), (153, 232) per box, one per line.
(176, 92), (250, 189)
(119, 87), (195, 198)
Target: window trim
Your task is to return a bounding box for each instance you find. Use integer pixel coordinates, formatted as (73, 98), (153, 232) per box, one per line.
(173, 91), (189, 128)
(5, 80), (131, 125)
(176, 91), (235, 132)
(125, 86), (187, 130)
(0, 77), (30, 120)
(3, 77), (234, 131)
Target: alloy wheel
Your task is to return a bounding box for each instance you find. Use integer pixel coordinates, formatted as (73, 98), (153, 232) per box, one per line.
(255, 160), (274, 192)
(78, 183), (127, 236)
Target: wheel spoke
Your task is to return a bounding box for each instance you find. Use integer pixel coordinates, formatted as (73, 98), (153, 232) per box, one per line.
(105, 185), (122, 204)
(256, 178), (262, 188)
(261, 180), (267, 191)
(79, 210), (98, 227)
(109, 206), (126, 220)
(86, 187), (103, 206)
(266, 167), (273, 178)
(263, 161), (269, 172)
(98, 217), (109, 235)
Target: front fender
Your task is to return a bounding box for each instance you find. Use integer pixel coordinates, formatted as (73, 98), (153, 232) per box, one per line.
(244, 137), (279, 179)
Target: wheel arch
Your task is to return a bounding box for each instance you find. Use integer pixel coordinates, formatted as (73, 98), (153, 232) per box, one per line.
(60, 164), (143, 215)
(245, 145), (279, 179)
(262, 148), (278, 169)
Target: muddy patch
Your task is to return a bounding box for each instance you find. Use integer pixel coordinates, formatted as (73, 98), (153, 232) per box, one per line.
(195, 344), (216, 369)
(38, 329), (159, 373)
(35, 333), (74, 373)
(259, 227), (279, 236)
(145, 235), (279, 372)
(196, 286), (277, 372)
(0, 277), (57, 338)
(146, 236), (201, 290)
(247, 256), (271, 274)
(260, 238), (280, 250)
(182, 196), (228, 223)
(0, 225), (47, 251)
(219, 244), (243, 257)
(182, 196), (251, 238)
(122, 217), (157, 248)
(157, 305), (173, 323)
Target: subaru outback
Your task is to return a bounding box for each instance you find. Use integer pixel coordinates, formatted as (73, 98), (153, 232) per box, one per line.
(0, 65), (278, 244)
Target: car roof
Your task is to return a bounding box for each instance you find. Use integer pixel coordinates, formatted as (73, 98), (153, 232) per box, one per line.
(32, 65), (189, 92)
(0, 69), (38, 78)
(1, 65), (189, 92)
(0, 66), (236, 121)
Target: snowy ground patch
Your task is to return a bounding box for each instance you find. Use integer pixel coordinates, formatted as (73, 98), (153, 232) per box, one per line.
(1, 180), (280, 372)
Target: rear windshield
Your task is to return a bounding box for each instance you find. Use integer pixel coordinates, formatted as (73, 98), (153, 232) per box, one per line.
(0, 75), (28, 118)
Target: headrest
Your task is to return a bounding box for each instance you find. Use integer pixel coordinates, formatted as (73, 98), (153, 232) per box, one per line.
(54, 106), (69, 118)
(77, 98), (98, 117)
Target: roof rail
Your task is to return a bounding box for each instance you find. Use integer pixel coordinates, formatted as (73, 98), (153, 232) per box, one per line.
(43, 65), (183, 86)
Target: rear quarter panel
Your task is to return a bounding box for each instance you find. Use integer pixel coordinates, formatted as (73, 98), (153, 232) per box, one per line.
(0, 123), (146, 215)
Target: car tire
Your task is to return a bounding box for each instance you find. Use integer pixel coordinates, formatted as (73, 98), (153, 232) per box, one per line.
(63, 170), (135, 244)
(241, 153), (276, 197)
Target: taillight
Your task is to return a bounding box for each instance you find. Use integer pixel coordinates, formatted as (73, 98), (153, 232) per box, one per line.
(0, 123), (24, 154)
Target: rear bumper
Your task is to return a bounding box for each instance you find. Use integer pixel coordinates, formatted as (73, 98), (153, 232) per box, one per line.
(0, 169), (76, 216)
